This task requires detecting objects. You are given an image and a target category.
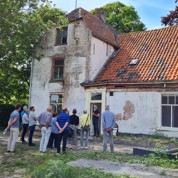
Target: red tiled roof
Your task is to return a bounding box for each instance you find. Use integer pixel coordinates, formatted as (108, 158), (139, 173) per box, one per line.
(67, 8), (119, 47)
(93, 26), (178, 84)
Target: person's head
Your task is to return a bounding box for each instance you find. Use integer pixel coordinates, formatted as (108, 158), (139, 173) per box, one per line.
(83, 110), (87, 114)
(30, 106), (35, 112)
(93, 105), (97, 110)
(23, 105), (28, 112)
(15, 104), (21, 111)
(47, 105), (53, 112)
(53, 112), (58, 117)
(62, 106), (68, 114)
(105, 105), (110, 111)
(72, 109), (77, 115)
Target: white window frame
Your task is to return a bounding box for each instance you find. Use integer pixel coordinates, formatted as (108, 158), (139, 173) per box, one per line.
(158, 92), (178, 131)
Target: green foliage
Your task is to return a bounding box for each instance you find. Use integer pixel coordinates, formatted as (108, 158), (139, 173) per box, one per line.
(92, 2), (146, 33)
(0, 0), (67, 104)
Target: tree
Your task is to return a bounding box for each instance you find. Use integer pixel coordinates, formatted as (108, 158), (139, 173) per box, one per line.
(161, 0), (178, 26)
(0, 0), (68, 104)
(92, 2), (146, 33)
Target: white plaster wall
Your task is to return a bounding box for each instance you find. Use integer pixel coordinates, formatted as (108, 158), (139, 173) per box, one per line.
(30, 58), (63, 116)
(106, 92), (159, 135)
(90, 37), (114, 80)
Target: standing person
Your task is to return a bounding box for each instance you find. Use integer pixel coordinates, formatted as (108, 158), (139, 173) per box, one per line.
(28, 106), (38, 146)
(38, 106), (53, 152)
(80, 110), (91, 149)
(20, 105), (28, 141)
(21, 107), (29, 144)
(92, 104), (100, 137)
(102, 105), (115, 153)
(68, 109), (79, 148)
(56, 107), (70, 154)
(7, 104), (21, 152)
(48, 112), (58, 149)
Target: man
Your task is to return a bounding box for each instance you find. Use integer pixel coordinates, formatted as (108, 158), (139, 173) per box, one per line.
(56, 107), (70, 154)
(102, 105), (115, 153)
(38, 106), (53, 152)
(92, 104), (100, 137)
(7, 104), (21, 152)
(28, 106), (38, 146)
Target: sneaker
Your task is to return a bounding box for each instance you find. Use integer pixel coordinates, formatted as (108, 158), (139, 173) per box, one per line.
(81, 146), (84, 149)
(22, 141), (27, 144)
(85, 147), (88, 149)
(3, 128), (8, 135)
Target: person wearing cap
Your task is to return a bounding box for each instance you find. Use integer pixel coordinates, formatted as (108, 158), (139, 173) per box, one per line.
(56, 107), (70, 153)
(102, 105), (115, 153)
(7, 104), (21, 152)
(38, 106), (53, 152)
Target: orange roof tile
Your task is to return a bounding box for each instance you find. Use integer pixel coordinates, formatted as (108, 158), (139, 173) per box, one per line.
(67, 8), (119, 47)
(93, 26), (178, 84)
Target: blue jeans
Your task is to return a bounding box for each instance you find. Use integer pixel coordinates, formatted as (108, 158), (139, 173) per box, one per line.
(57, 129), (68, 153)
(29, 125), (36, 145)
(21, 124), (29, 142)
(93, 118), (99, 136)
(80, 129), (89, 147)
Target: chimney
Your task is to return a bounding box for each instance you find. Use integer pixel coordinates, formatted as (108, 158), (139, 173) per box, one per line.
(94, 8), (106, 23)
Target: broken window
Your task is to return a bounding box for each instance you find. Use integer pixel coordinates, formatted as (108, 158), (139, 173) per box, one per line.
(161, 94), (178, 128)
(55, 27), (67, 45)
(50, 94), (62, 113)
(51, 58), (64, 81)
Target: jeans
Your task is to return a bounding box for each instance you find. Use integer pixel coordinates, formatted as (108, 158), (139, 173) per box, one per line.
(29, 125), (36, 145)
(93, 118), (99, 136)
(103, 129), (114, 152)
(57, 129), (68, 153)
(48, 132), (58, 148)
(21, 124), (29, 142)
(39, 126), (51, 152)
(7, 128), (19, 152)
(80, 129), (89, 147)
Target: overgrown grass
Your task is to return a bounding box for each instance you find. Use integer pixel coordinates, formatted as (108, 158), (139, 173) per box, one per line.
(1, 134), (178, 178)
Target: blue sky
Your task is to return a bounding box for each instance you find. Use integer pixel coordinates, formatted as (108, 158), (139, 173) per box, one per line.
(52, 0), (176, 30)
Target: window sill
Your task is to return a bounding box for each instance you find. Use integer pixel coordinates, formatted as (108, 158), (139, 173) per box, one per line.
(54, 44), (67, 46)
(49, 80), (64, 83)
(157, 127), (178, 132)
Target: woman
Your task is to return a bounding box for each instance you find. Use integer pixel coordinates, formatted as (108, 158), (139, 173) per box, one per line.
(68, 109), (79, 148)
(21, 108), (29, 144)
(80, 110), (91, 149)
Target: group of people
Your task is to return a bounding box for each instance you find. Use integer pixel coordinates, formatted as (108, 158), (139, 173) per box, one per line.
(5, 103), (116, 154)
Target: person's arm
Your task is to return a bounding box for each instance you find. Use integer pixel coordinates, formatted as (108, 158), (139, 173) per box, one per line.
(8, 117), (18, 128)
(102, 113), (106, 130)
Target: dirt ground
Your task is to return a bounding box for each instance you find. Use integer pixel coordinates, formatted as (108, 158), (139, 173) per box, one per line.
(1, 132), (178, 178)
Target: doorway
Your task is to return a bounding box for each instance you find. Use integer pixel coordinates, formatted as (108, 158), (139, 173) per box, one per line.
(90, 103), (102, 136)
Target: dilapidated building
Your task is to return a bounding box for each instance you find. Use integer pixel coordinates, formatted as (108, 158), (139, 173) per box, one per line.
(30, 8), (178, 137)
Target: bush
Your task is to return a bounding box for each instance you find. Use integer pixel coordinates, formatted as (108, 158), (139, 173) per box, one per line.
(0, 104), (14, 128)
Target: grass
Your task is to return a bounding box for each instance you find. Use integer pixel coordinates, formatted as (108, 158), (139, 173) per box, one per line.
(1, 133), (178, 177)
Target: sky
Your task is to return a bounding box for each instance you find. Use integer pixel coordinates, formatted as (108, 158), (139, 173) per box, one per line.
(52, 0), (176, 30)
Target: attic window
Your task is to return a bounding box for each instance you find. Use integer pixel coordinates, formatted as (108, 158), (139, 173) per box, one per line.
(130, 59), (138, 65)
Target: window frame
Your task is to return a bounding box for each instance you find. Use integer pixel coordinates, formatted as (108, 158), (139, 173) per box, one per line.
(51, 57), (64, 82)
(50, 93), (63, 114)
(159, 93), (178, 131)
(55, 27), (68, 46)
